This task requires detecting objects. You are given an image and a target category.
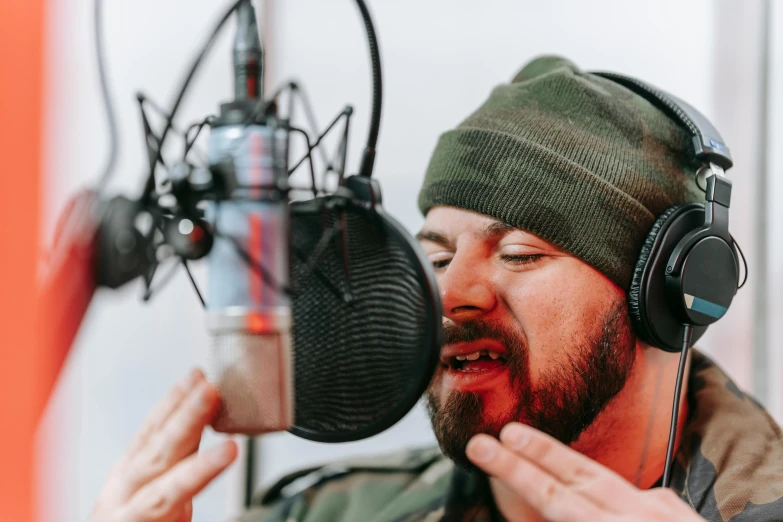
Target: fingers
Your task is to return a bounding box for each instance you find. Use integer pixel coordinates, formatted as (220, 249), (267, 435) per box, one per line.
(497, 423), (638, 509)
(158, 380), (221, 463)
(128, 369), (205, 456)
(467, 434), (606, 522)
(91, 370), (230, 522)
(124, 377), (221, 493)
(122, 440), (238, 522)
(467, 424), (704, 522)
(174, 501), (192, 522)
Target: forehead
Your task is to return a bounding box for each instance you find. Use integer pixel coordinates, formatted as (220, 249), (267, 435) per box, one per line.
(419, 206), (557, 248)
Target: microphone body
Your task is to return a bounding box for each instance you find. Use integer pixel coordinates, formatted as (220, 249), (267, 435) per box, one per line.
(203, 0), (293, 435)
(206, 118), (293, 435)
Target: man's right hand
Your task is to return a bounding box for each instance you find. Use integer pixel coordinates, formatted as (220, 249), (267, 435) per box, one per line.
(88, 369), (238, 522)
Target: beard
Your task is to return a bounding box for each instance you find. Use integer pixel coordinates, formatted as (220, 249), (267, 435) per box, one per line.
(425, 299), (636, 471)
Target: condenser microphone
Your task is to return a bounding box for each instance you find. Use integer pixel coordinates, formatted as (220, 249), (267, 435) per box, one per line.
(204, 0), (293, 435)
(64, 0), (443, 444)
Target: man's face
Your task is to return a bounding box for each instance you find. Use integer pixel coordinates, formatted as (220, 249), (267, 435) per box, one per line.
(418, 207), (637, 470)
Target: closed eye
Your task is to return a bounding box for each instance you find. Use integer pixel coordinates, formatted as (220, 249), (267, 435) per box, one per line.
(432, 258), (451, 269)
(500, 254), (544, 266)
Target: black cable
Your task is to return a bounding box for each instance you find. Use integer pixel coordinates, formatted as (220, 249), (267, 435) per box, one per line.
(353, 0), (382, 178)
(662, 324), (693, 488)
(94, 0), (120, 194)
(731, 234), (749, 289)
(142, 0), (248, 203)
(695, 169), (707, 193)
(182, 258), (206, 308)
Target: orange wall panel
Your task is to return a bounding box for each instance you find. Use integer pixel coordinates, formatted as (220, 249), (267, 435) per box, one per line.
(0, 2), (46, 521)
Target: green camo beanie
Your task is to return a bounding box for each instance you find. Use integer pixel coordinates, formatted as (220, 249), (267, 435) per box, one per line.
(417, 56), (706, 290)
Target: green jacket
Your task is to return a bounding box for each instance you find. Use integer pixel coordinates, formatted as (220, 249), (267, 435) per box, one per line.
(238, 351), (783, 522)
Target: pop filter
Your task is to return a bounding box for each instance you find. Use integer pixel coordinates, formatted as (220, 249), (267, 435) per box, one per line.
(288, 175), (442, 442)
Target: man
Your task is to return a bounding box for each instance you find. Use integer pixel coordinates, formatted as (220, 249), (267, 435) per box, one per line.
(89, 57), (783, 522)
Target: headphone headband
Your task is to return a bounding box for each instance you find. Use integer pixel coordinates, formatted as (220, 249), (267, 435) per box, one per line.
(592, 72), (733, 171)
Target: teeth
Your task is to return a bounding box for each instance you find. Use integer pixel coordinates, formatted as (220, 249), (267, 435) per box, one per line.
(451, 350), (504, 365)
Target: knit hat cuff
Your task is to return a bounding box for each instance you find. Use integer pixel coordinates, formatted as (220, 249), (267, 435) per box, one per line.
(417, 127), (657, 289)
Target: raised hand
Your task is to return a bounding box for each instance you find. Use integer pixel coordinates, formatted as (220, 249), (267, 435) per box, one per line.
(466, 422), (704, 522)
(88, 369), (238, 522)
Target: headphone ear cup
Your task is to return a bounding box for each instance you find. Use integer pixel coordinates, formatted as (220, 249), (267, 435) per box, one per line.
(628, 206), (682, 346)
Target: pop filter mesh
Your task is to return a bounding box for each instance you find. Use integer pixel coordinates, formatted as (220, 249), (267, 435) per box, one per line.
(289, 197), (440, 442)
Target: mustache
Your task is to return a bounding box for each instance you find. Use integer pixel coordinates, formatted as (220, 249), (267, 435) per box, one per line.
(443, 321), (499, 345)
(443, 320), (523, 350)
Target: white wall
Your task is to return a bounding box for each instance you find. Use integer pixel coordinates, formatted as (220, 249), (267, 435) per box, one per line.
(704, 0), (770, 409)
(767, 0), (783, 425)
(37, 1), (779, 522)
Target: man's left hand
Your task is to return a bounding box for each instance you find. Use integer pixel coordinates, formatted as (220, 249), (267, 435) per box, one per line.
(466, 423), (704, 522)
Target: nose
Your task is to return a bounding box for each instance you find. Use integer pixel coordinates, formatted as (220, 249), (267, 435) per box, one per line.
(437, 249), (496, 322)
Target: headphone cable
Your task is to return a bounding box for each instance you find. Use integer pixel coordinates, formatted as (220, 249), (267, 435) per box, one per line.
(662, 323), (693, 488)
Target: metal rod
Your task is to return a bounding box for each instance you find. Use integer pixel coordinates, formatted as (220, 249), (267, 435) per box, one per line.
(244, 436), (257, 507)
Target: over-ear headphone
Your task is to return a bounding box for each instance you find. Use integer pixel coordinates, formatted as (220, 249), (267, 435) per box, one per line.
(592, 72), (746, 488)
(593, 72), (742, 353)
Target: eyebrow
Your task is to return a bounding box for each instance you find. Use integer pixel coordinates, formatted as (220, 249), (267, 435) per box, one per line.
(415, 221), (521, 248)
(482, 221), (519, 239)
(415, 230), (452, 247)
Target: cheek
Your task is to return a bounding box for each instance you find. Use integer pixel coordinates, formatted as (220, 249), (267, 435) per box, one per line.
(497, 258), (623, 379)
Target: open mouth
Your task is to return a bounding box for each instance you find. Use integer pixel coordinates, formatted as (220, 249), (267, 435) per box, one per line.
(438, 346), (509, 392)
(442, 349), (507, 372)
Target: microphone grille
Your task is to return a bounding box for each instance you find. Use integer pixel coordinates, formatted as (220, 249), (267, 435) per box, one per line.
(208, 330), (293, 434)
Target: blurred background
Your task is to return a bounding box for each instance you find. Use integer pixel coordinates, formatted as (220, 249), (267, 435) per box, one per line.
(24, 0), (782, 520)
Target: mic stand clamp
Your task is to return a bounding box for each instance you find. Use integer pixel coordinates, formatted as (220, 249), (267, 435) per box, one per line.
(95, 196), (154, 289)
